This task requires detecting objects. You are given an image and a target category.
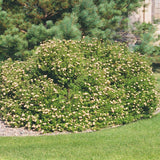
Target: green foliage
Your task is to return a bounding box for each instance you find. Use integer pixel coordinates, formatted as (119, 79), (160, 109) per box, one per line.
(94, 0), (144, 40)
(0, 0), (79, 59)
(26, 24), (48, 49)
(73, 0), (102, 38)
(133, 23), (159, 55)
(53, 14), (81, 40)
(0, 27), (28, 59)
(153, 46), (160, 56)
(0, 40), (157, 132)
(98, 0), (123, 39)
(0, 1), (29, 60)
(94, 0), (143, 14)
(0, 0), (148, 60)
(2, 0), (79, 24)
(26, 14), (81, 49)
(0, 4), (7, 35)
(2, 0), (156, 60)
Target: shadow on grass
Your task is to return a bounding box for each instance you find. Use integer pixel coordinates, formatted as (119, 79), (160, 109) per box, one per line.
(152, 63), (160, 73)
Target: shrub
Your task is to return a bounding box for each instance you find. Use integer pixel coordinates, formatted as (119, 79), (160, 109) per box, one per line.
(0, 39), (157, 133)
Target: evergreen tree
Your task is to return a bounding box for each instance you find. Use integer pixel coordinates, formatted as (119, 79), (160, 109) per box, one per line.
(133, 22), (158, 55)
(26, 14), (81, 49)
(0, 0), (29, 59)
(26, 24), (48, 49)
(73, 0), (102, 39)
(1, 0), (156, 60)
(54, 13), (81, 40)
(2, 0), (79, 24)
(70, 0), (144, 41)
(97, 0), (144, 41)
(0, 0), (7, 35)
(0, 27), (28, 59)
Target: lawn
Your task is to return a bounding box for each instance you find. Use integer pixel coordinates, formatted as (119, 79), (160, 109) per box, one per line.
(0, 74), (159, 160)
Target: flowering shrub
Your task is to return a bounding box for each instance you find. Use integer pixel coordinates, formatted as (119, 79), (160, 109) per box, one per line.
(0, 39), (158, 132)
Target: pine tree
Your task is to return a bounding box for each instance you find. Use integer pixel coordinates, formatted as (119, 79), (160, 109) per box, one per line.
(26, 14), (81, 49)
(0, 0), (7, 35)
(73, 0), (102, 39)
(54, 13), (82, 40)
(1, 0), (153, 60)
(0, 0), (81, 59)
(26, 20), (55, 49)
(0, 0), (28, 59)
(0, 27), (28, 59)
(70, 0), (144, 41)
(132, 22), (158, 55)
(26, 24), (48, 49)
(4, 0), (79, 24)
(97, 0), (144, 41)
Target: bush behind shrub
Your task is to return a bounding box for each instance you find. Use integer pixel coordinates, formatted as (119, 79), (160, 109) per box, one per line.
(0, 39), (157, 132)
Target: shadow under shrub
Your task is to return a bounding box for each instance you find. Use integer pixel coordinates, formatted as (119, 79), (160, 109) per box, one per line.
(0, 39), (158, 133)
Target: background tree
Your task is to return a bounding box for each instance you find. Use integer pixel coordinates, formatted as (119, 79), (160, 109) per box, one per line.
(53, 13), (82, 40)
(2, 0), (79, 24)
(0, 0), (7, 35)
(132, 22), (159, 55)
(96, 0), (144, 41)
(72, 0), (102, 39)
(1, 0), (158, 60)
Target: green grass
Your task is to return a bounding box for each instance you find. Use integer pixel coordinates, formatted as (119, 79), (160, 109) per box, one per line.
(0, 113), (160, 160)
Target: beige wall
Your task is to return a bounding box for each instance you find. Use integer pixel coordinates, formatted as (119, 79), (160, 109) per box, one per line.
(153, 0), (160, 20)
(129, 0), (152, 23)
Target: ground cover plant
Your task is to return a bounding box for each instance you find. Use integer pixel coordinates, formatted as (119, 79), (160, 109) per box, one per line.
(0, 113), (160, 160)
(0, 39), (158, 133)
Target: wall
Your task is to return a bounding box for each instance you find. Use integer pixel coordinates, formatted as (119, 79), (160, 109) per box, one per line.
(129, 0), (152, 24)
(153, 0), (160, 20)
